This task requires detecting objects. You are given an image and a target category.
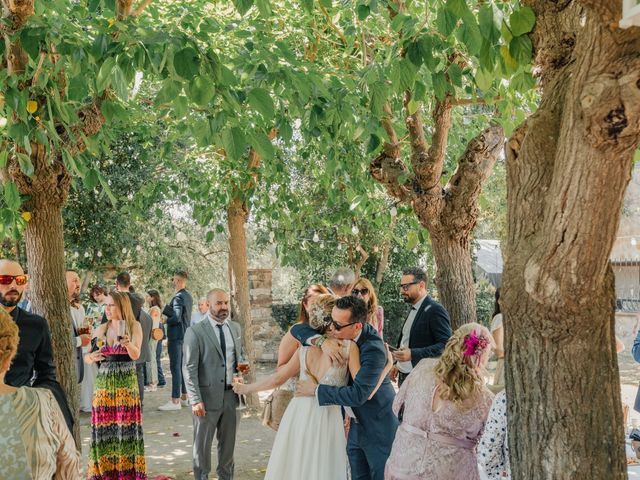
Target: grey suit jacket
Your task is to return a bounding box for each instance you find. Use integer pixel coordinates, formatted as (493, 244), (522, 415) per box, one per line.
(183, 318), (245, 411)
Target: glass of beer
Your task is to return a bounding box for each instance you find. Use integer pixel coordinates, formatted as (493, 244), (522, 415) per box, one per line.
(237, 361), (250, 375)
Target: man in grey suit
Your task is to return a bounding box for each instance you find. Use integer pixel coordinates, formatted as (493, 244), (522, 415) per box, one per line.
(183, 288), (246, 480)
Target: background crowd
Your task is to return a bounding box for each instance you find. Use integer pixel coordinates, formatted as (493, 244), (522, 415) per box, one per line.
(0, 257), (513, 480)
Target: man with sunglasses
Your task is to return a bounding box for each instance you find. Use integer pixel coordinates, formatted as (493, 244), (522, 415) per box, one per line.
(0, 259), (73, 432)
(293, 296), (398, 480)
(391, 267), (452, 386)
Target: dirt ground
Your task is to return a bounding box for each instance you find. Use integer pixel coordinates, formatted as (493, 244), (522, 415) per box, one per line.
(80, 353), (640, 480)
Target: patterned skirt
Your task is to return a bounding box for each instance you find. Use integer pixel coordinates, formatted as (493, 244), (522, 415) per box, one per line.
(87, 360), (146, 480)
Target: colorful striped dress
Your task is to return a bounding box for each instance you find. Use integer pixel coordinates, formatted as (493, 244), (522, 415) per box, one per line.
(88, 344), (146, 480)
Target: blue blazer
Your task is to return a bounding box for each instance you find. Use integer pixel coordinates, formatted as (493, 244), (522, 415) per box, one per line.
(163, 288), (193, 341)
(290, 323), (399, 452)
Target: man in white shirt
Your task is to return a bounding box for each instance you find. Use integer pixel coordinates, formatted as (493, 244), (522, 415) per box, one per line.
(191, 297), (209, 326)
(391, 267), (452, 386)
(66, 271), (90, 384)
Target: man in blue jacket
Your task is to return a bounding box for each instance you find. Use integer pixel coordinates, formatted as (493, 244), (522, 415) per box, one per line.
(159, 270), (193, 411)
(293, 296), (398, 480)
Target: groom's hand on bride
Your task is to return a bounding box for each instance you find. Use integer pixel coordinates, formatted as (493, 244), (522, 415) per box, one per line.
(295, 379), (316, 397)
(192, 402), (206, 417)
(320, 338), (346, 366)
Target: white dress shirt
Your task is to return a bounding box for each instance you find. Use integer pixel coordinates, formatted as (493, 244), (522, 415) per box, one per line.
(209, 315), (236, 385)
(70, 305), (86, 348)
(397, 294), (427, 374)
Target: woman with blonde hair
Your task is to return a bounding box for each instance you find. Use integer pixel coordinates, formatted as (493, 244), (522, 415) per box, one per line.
(385, 323), (495, 480)
(0, 308), (80, 478)
(351, 277), (384, 338)
(235, 294), (391, 480)
(85, 291), (146, 480)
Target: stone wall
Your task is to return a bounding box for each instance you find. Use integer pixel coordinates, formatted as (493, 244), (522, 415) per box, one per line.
(248, 269), (282, 362)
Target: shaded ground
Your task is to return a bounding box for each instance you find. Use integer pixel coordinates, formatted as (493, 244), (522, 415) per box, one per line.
(80, 353), (640, 479)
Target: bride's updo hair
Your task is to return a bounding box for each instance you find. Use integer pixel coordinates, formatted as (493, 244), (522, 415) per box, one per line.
(434, 322), (493, 405)
(307, 294), (336, 333)
(0, 308), (19, 371)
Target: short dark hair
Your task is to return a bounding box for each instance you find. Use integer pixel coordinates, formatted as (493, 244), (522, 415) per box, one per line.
(402, 267), (427, 284)
(174, 270), (189, 280)
(335, 296), (368, 325)
(116, 272), (131, 287)
(89, 284), (107, 302)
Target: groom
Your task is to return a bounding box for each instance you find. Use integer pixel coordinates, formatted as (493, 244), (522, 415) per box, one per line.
(294, 296), (398, 480)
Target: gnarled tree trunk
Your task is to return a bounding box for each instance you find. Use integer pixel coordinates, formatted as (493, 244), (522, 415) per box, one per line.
(503, 2), (640, 478)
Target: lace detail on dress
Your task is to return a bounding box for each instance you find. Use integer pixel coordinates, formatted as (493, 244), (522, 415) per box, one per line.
(299, 344), (350, 387)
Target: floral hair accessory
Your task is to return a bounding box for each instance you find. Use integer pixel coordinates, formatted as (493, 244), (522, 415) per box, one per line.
(308, 301), (332, 330)
(462, 330), (490, 366)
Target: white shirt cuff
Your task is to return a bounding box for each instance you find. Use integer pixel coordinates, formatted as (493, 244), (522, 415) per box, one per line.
(306, 334), (321, 347)
(76, 337), (82, 348)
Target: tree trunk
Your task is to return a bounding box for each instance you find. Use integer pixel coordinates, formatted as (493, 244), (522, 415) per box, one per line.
(430, 234), (476, 329)
(503, 2), (640, 478)
(227, 196), (259, 407)
(80, 270), (93, 295)
(25, 197), (80, 445)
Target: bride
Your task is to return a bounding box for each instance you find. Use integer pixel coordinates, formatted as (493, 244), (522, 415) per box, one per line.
(233, 294), (390, 480)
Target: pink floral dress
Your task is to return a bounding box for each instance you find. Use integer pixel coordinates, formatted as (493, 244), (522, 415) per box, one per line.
(385, 359), (494, 480)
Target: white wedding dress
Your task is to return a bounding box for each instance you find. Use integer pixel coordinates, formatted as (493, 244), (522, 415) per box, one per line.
(264, 345), (350, 480)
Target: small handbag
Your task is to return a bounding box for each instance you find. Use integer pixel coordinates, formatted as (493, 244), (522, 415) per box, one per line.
(151, 328), (164, 341)
(261, 388), (294, 431)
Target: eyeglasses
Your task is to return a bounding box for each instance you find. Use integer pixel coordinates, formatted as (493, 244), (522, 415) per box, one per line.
(399, 280), (419, 291)
(330, 320), (359, 331)
(351, 288), (369, 296)
(0, 274), (28, 286)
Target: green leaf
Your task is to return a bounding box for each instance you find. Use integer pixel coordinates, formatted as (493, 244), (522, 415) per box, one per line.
(111, 65), (129, 100)
(478, 5), (501, 43)
(509, 7), (536, 37)
(391, 58), (418, 92)
(319, 0), (331, 7)
(369, 82), (386, 117)
(84, 168), (99, 189)
(155, 80), (182, 105)
(407, 99), (419, 115)
(407, 230), (418, 250)
(511, 70), (536, 91)
(301, 0), (313, 13)
(97, 171), (117, 206)
(279, 121), (293, 143)
(475, 68), (493, 91)
(255, 0), (271, 17)
(432, 71), (447, 100)
(16, 153), (34, 177)
(509, 35), (533, 65)
(457, 17), (482, 55)
(448, 64), (463, 87)
(446, 0), (469, 18)
(233, 0), (254, 15)
(357, 4), (370, 20)
(406, 41), (423, 67)
(248, 130), (275, 160)
(174, 47), (201, 80)
(248, 88), (275, 120)
(222, 127), (247, 161)
(0, 151), (7, 169)
(436, 7), (458, 37)
(366, 134), (380, 154)
(188, 76), (215, 106)
(3, 181), (21, 210)
(96, 57), (116, 92)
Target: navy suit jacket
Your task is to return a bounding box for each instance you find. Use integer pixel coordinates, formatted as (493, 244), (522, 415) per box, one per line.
(6, 307), (73, 432)
(396, 296), (452, 366)
(632, 330), (640, 412)
(163, 288), (193, 341)
(291, 323), (399, 452)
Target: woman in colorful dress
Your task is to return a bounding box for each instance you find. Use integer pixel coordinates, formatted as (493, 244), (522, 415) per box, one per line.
(85, 291), (146, 480)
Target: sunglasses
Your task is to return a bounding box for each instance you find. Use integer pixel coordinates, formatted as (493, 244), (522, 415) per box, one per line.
(399, 280), (419, 291)
(351, 288), (369, 296)
(0, 274), (28, 286)
(330, 320), (359, 331)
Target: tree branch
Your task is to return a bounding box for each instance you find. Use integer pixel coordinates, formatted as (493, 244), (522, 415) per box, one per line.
(442, 124), (504, 233)
(354, 244), (369, 277)
(318, 5), (348, 46)
(131, 0), (152, 17)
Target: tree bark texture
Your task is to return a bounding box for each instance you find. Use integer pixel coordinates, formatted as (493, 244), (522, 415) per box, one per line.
(503, 2), (640, 478)
(371, 108), (504, 328)
(227, 197), (259, 407)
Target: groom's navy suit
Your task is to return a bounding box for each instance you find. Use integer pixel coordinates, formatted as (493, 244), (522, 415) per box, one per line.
(291, 323), (398, 480)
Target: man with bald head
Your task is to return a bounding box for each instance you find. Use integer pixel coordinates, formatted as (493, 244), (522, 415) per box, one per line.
(0, 259), (73, 432)
(183, 288), (247, 480)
